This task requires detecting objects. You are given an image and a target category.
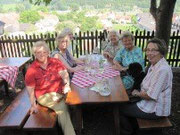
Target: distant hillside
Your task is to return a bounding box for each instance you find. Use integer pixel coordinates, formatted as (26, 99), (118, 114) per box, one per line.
(0, 0), (179, 13)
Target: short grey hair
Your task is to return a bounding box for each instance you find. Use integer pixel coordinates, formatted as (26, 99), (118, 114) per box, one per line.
(32, 41), (50, 55)
(56, 31), (70, 47)
(147, 38), (167, 56)
(120, 31), (134, 41)
(62, 27), (73, 35)
(107, 30), (120, 40)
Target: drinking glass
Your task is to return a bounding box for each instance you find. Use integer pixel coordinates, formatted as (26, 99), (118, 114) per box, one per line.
(99, 79), (111, 96)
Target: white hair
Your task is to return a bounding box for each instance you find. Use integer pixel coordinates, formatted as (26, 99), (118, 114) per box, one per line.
(32, 41), (50, 55)
(107, 30), (120, 40)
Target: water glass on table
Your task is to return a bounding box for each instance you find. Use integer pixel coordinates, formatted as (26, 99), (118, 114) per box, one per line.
(98, 79), (111, 96)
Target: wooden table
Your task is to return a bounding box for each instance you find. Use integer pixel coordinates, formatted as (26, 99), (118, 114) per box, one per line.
(0, 57), (31, 95)
(66, 74), (129, 135)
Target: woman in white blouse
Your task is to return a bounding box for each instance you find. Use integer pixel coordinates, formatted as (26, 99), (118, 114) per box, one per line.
(119, 38), (173, 135)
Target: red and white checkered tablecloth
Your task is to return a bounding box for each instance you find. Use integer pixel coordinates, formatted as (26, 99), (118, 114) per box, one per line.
(71, 65), (120, 88)
(0, 66), (19, 88)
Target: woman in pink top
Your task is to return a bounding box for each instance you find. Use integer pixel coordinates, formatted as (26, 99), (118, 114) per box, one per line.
(119, 38), (173, 135)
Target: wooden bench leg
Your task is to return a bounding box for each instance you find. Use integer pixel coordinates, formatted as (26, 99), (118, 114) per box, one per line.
(1, 129), (25, 135)
(75, 105), (82, 135)
(138, 129), (163, 135)
(56, 121), (63, 135)
(113, 105), (120, 135)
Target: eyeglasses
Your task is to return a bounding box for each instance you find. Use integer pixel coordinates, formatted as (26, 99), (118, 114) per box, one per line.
(144, 48), (159, 53)
(35, 51), (48, 56)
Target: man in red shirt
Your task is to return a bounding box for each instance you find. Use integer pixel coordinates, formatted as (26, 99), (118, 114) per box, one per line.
(25, 41), (76, 135)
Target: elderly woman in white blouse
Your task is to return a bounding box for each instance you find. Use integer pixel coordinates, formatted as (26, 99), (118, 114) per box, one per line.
(119, 38), (173, 135)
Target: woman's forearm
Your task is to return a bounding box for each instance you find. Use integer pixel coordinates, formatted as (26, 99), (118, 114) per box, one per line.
(26, 86), (36, 106)
(138, 91), (152, 100)
(113, 60), (126, 71)
(59, 70), (70, 85)
(54, 54), (75, 72)
(59, 69), (71, 94)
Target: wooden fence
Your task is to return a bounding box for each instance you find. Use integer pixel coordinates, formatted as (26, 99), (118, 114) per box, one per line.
(0, 30), (179, 67)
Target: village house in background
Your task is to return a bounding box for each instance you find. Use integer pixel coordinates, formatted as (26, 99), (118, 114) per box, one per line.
(0, 10), (180, 36)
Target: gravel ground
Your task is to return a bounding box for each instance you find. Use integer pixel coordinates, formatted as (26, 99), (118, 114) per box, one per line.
(0, 69), (180, 135)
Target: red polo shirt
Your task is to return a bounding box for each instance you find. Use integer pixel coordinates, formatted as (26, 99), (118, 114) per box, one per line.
(25, 57), (66, 99)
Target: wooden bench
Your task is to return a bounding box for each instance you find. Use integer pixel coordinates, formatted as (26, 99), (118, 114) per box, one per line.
(137, 117), (172, 129)
(0, 89), (61, 135)
(137, 117), (172, 135)
(23, 104), (61, 135)
(0, 89), (31, 134)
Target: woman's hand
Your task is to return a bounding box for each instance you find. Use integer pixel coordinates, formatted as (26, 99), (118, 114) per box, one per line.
(75, 58), (84, 64)
(30, 103), (38, 114)
(73, 65), (84, 72)
(121, 67), (128, 72)
(132, 90), (152, 100)
(78, 60), (84, 64)
(112, 65), (127, 72)
(112, 65), (121, 70)
(103, 52), (113, 59)
(63, 84), (71, 94)
(132, 89), (140, 97)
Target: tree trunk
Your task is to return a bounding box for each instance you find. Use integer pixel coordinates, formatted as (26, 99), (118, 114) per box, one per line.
(150, 0), (176, 46)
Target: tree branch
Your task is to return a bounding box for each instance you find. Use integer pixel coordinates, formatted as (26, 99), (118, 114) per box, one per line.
(29, 0), (51, 5)
(150, 0), (157, 20)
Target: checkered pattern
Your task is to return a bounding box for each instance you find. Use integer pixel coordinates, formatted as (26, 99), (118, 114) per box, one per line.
(96, 66), (120, 79)
(0, 66), (19, 88)
(71, 65), (120, 88)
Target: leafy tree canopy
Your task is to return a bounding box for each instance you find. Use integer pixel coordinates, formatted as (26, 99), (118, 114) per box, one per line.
(19, 10), (42, 24)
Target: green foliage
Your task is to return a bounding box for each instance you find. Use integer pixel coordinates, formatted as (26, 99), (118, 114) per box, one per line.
(33, 6), (49, 12)
(0, 4), (17, 12)
(57, 13), (74, 22)
(96, 21), (104, 30)
(131, 15), (138, 24)
(1, 0), (179, 15)
(15, 4), (25, 13)
(69, 3), (79, 11)
(55, 21), (77, 32)
(49, 0), (68, 10)
(80, 16), (99, 31)
(1, 0), (179, 34)
(19, 10), (42, 24)
(55, 10), (103, 32)
(113, 24), (143, 32)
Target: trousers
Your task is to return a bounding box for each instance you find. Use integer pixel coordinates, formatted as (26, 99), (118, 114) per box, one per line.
(37, 92), (76, 135)
(119, 102), (162, 135)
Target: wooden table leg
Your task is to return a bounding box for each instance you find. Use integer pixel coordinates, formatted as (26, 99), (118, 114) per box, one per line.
(113, 105), (120, 135)
(4, 81), (9, 96)
(22, 67), (26, 77)
(75, 105), (82, 135)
